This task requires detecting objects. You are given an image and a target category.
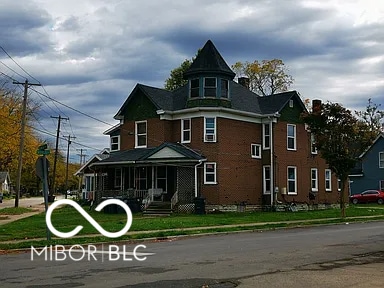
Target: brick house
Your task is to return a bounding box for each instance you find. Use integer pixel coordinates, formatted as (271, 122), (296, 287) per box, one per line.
(90, 40), (339, 211)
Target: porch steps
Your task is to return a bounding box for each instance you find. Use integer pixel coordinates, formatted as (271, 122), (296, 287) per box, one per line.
(143, 201), (173, 216)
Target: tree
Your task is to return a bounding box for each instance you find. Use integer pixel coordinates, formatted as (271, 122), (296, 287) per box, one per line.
(164, 59), (192, 91)
(232, 59), (294, 96)
(355, 98), (384, 133)
(302, 101), (374, 218)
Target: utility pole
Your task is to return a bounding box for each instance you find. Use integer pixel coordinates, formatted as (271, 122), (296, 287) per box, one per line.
(64, 135), (76, 199)
(13, 79), (41, 208)
(76, 148), (87, 198)
(50, 115), (69, 198)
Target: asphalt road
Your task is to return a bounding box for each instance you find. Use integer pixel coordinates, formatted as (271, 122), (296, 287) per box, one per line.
(1, 221), (384, 287)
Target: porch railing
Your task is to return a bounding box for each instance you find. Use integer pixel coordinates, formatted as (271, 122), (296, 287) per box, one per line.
(171, 190), (179, 209)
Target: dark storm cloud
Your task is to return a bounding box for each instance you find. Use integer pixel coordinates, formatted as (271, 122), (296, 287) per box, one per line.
(0, 0), (52, 56)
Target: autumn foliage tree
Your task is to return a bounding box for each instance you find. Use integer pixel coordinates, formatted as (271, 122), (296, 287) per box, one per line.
(302, 101), (375, 217)
(232, 59), (294, 96)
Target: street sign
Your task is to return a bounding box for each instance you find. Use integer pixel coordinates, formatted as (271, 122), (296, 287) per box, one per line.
(38, 143), (48, 150)
(37, 149), (50, 155)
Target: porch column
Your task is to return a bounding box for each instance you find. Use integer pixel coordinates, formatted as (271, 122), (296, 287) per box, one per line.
(151, 166), (155, 189)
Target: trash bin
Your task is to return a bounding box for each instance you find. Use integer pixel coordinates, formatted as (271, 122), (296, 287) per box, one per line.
(122, 198), (142, 213)
(194, 197), (206, 214)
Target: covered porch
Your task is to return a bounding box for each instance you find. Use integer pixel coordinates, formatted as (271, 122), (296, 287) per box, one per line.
(90, 142), (206, 213)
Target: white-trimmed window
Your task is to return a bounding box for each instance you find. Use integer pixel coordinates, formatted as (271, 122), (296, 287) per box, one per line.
(263, 165), (271, 194)
(135, 121), (147, 148)
(287, 166), (297, 195)
(190, 78), (200, 98)
(325, 169), (332, 191)
(287, 124), (296, 150)
(204, 162), (217, 184)
(289, 99), (294, 108)
(204, 117), (216, 142)
(311, 134), (317, 154)
(114, 168), (122, 188)
(220, 79), (229, 98)
(251, 144), (261, 159)
(380, 152), (384, 168)
(181, 118), (191, 143)
(110, 136), (120, 151)
(204, 77), (216, 97)
(263, 123), (270, 149)
(311, 168), (318, 192)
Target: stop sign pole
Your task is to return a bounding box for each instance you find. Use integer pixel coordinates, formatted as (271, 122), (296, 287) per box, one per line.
(36, 144), (51, 241)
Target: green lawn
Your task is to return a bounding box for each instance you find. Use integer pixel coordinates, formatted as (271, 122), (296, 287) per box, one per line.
(1, 205), (384, 244)
(0, 207), (35, 215)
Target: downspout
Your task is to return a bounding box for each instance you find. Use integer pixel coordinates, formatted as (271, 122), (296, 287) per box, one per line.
(270, 117), (274, 208)
(194, 159), (204, 198)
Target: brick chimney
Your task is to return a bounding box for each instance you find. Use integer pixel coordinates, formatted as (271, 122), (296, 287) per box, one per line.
(312, 99), (322, 113)
(238, 77), (250, 90)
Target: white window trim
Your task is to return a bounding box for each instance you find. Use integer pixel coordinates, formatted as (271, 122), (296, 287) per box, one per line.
(289, 99), (294, 108)
(181, 118), (191, 143)
(325, 169), (332, 191)
(262, 123), (270, 150)
(263, 165), (271, 195)
(379, 152), (384, 168)
(135, 120), (147, 148)
(311, 134), (318, 154)
(220, 79), (229, 98)
(204, 162), (217, 184)
(287, 166), (297, 195)
(251, 144), (261, 159)
(204, 117), (217, 142)
(110, 135), (120, 152)
(311, 168), (318, 192)
(287, 124), (296, 151)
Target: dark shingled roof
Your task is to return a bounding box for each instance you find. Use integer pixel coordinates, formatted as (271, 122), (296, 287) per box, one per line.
(258, 91), (303, 114)
(183, 40), (235, 79)
(96, 142), (204, 165)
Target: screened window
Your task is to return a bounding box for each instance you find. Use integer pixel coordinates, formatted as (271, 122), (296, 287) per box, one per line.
(181, 119), (191, 143)
(204, 77), (216, 97)
(287, 166), (297, 194)
(114, 168), (122, 188)
(325, 169), (332, 191)
(190, 78), (200, 98)
(110, 136), (120, 151)
(380, 152), (384, 168)
(263, 165), (271, 194)
(135, 121), (147, 148)
(263, 123), (270, 149)
(204, 162), (217, 184)
(251, 144), (261, 159)
(220, 79), (229, 98)
(204, 117), (216, 142)
(311, 168), (318, 192)
(287, 124), (296, 150)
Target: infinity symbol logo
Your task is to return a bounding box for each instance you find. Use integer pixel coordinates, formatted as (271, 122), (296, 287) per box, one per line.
(46, 199), (133, 238)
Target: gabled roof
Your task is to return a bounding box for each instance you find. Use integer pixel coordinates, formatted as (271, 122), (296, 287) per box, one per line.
(258, 90), (306, 114)
(183, 40), (235, 79)
(359, 133), (384, 158)
(114, 84), (174, 119)
(74, 149), (110, 176)
(0, 171), (10, 183)
(92, 142), (205, 166)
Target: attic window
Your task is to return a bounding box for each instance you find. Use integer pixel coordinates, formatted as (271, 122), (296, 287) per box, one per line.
(204, 77), (216, 97)
(289, 99), (294, 108)
(190, 78), (200, 98)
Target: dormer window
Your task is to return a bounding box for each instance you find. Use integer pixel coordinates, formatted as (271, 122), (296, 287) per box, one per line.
(204, 77), (216, 97)
(221, 79), (229, 98)
(190, 78), (200, 98)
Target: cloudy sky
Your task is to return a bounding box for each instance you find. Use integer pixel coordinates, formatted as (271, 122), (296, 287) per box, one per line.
(0, 0), (383, 162)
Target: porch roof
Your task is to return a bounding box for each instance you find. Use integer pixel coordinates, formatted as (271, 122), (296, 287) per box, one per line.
(91, 142), (205, 166)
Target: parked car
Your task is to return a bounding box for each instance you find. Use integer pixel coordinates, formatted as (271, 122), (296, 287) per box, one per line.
(349, 190), (384, 204)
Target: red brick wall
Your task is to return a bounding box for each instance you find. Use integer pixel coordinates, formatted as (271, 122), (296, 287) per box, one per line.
(273, 121), (340, 205)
